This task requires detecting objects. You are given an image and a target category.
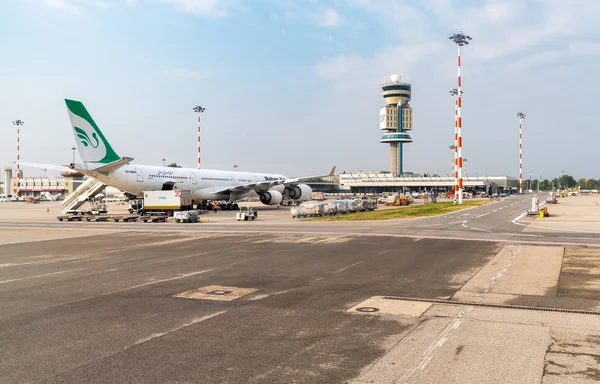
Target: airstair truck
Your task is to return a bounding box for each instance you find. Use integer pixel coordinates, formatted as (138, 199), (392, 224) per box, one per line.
(132, 190), (193, 216)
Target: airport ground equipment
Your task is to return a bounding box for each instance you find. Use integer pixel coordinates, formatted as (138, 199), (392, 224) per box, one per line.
(174, 210), (200, 223)
(526, 196), (540, 217)
(236, 207), (257, 221)
(291, 199), (368, 218)
(131, 190), (193, 216)
(57, 215), (84, 221)
(141, 215), (169, 223)
(61, 178), (106, 214)
(384, 194), (411, 206)
(85, 216), (110, 222)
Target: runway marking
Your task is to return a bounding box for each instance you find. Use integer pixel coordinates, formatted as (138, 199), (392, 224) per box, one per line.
(248, 289), (293, 301)
(400, 246), (523, 379)
(449, 221), (464, 225)
(0, 268), (84, 284)
(399, 306), (474, 381)
(413, 238), (423, 242)
(475, 213), (490, 219)
(333, 261), (363, 274)
(130, 270), (213, 289)
(470, 227), (491, 232)
(482, 246), (520, 293)
(0, 255), (88, 268)
(133, 311), (227, 347)
(2, 225), (600, 247)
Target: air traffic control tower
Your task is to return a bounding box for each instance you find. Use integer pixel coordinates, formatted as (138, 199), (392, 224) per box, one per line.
(380, 74), (413, 176)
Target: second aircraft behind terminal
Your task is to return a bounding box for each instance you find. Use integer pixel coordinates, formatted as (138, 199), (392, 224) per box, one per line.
(28, 99), (335, 208)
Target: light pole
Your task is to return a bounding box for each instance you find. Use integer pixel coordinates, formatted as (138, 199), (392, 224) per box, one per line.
(12, 120), (24, 196)
(449, 89), (462, 198)
(529, 171), (532, 192)
(71, 146), (76, 165)
(162, 158), (166, 167)
(193, 106), (205, 170)
(449, 31), (472, 204)
(449, 144), (456, 200)
(517, 112), (525, 194)
(233, 164), (238, 172)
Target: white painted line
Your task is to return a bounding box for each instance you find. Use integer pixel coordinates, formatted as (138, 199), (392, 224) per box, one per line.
(449, 221), (464, 225)
(0, 268), (85, 284)
(0, 255), (86, 268)
(250, 289), (292, 300)
(471, 227), (491, 233)
(129, 270), (213, 290)
(133, 311), (227, 347)
(475, 213), (490, 219)
(333, 261), (363, 274)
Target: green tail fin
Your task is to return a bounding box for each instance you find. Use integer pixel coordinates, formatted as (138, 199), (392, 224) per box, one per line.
(65, 99), (121, 164)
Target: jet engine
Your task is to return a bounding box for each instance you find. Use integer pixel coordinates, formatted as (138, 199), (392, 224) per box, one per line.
(259, 189), (283, 205)
(288, 184), (312, 201)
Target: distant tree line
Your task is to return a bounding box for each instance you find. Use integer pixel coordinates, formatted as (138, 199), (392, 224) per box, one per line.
(529, 174), (599, 190)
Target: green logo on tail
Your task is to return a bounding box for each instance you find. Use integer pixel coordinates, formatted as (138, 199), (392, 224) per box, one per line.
(74, 127), (100, 148)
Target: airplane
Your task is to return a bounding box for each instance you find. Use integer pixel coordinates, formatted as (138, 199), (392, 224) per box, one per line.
(25, 99), (335, 210)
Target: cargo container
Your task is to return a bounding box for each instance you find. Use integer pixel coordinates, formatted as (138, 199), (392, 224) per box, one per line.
(131, 190), (193, 216)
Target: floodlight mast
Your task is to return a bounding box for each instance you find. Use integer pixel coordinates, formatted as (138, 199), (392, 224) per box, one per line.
(12, 119), (24, 196)
(449, 89), (463, 202)
(193, 106), (205, 169)
(517, 112), (526, 194)
(449, 32), (471, 204)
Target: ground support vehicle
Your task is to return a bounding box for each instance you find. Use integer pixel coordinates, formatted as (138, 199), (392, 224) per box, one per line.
(130, 190), (193, 216)
(236, 207), (258, 221)
(174, 210), (201, 223)
(384, 194), (411, 206)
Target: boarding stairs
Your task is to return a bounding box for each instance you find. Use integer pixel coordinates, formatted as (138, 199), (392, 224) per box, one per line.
(61, 178), (106, 214)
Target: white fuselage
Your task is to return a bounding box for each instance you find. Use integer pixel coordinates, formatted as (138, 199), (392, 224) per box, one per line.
(87, 164), (287, 202)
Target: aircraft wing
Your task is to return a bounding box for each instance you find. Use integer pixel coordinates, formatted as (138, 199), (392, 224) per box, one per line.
(214, 166), (336, 195)
(20, 162), (81, 174)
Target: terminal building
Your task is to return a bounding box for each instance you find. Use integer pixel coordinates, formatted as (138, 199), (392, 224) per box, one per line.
(1, 166), (84, 199)
(338, 173), (517, 195)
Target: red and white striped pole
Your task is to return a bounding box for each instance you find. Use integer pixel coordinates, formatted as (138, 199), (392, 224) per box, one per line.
(518, 112), (526, 194)
(450, 89), (461, 201)
(450, 32), (471, 205)
(193, 106), (205, 170)
(12, 120), (24, 196)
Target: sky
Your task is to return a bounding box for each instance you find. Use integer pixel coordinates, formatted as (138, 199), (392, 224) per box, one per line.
(1, 0), (599, 180)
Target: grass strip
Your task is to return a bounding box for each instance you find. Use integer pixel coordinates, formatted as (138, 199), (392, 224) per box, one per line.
(307, 200), (491, 221)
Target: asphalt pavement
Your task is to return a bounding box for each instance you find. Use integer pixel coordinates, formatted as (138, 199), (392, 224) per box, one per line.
(1, 195), (600, 383)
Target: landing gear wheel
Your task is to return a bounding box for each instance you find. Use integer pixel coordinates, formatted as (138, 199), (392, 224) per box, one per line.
(233, 203), (239, 210)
